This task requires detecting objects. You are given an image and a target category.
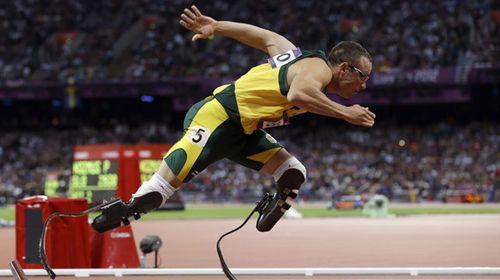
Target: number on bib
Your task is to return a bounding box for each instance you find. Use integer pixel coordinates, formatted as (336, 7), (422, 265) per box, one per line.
(188, 126), (211, 147)
(268, 48), (302, 68)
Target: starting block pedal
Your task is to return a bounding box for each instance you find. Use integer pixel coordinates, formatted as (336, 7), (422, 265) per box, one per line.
(9, 260), (28, 280)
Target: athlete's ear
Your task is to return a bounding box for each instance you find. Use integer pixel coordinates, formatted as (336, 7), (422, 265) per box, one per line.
(339, 62), (349, 73)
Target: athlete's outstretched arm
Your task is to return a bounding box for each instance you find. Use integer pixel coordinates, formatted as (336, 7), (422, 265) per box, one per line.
(179, 5), (295, 56)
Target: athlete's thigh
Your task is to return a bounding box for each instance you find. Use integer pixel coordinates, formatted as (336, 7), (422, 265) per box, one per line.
(228, 129), (284, 171)
(259, 147), (295, 175)
(164, 98), (243, 182)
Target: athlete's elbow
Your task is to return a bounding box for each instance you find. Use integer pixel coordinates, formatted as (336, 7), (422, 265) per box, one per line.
(287, 91), (308, 107)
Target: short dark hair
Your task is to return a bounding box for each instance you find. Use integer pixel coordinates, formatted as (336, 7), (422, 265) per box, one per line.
(327, 41), (372, 68)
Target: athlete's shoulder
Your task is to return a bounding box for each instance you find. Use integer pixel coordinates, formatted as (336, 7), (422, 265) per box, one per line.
(290, 56), (331, 81)
(290, 49), (329, 76)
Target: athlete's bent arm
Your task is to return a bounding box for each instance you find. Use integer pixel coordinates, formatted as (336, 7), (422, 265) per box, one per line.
(287, 59), (375, 127)
(179, 5), (295, 56)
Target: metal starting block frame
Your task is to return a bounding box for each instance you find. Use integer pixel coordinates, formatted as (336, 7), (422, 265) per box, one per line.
(2, 266), (500, 278)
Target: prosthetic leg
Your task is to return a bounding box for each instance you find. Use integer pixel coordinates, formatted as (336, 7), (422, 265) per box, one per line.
(256, 168), (305, 232)
(91, 192), (162, 233)
(217, 167), (305, 280)
(92, 172), (174, 233)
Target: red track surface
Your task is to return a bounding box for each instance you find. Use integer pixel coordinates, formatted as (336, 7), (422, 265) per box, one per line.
(2, 214), (500, 279)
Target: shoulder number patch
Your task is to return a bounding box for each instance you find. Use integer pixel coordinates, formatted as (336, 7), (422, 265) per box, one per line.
(268, 48), (302, 68)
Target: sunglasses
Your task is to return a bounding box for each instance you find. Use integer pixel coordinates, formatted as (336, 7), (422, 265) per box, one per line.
(348, 64), (369, 82)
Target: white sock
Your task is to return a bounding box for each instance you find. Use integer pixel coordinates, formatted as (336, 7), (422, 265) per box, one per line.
(132, 173), (176, 206)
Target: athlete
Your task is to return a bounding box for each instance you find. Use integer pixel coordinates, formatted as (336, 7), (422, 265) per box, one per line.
(93, 5), (375, 233)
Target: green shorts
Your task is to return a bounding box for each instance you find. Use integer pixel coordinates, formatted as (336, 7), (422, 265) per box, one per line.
(163, 97), (283, 182)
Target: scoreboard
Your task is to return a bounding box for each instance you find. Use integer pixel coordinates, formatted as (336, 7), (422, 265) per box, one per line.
(68, 145), (122, 205)
(139, 159), (160, 183)
(67, 144), (184, 209)
(69, 159), (118, 203)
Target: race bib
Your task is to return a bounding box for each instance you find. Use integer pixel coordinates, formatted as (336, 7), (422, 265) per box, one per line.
(188, 126), (211, 147)
(259, 112), (290, 129)
(268, 48), (302, 68)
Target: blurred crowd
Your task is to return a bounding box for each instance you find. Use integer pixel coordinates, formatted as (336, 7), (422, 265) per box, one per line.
(184, 121), (500, 204)
(1, 0), (498, 83)
(1, 120), (499, 205)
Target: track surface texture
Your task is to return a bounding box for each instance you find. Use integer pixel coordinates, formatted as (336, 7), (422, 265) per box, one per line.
(1, 214), (499, 279)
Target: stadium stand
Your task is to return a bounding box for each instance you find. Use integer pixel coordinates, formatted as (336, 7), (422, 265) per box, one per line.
(0, 0), (497, 83)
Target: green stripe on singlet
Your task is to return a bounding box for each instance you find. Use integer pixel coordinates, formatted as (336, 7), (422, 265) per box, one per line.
(213, 84), (244, 131)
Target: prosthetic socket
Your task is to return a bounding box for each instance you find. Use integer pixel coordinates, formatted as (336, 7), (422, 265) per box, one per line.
(92, 192), (162, 233)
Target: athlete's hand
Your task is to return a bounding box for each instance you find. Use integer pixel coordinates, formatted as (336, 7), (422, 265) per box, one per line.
(344, 105), (376, 127)
(179, 5), (217, 41)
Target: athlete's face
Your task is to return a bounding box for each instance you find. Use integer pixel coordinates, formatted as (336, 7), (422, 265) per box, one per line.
(337, 57), (372, 99)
